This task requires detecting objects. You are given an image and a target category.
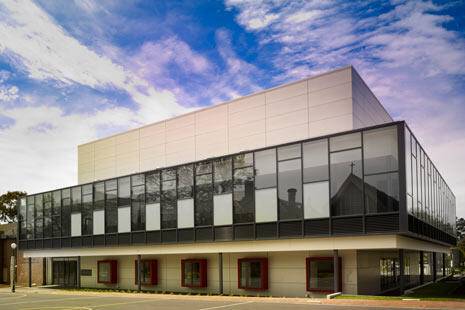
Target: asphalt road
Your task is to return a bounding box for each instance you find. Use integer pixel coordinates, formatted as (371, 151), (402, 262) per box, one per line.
(0, 289), (453, 310)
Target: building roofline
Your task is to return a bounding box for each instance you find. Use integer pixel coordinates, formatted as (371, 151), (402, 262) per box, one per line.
(79, 65), (355, 148)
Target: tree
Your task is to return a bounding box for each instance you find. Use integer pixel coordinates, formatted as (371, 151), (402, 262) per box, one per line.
(0, 191), (27, 223)
(457, 217), (465, 241)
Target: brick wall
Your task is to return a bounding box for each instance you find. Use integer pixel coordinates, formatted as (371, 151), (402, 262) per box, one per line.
(17, 251), (44, 286)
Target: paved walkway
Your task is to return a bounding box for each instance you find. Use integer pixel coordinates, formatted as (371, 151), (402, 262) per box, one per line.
(0, 287), (464, 310)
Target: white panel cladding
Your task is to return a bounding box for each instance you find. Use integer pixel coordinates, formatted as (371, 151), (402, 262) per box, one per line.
(177, 198), (194, 228)
(71, 213), (81, 237)
(214, 193), (233, 226)
(255, 188), (277, 223)
(118, 206), (131, 233)
(304, 181), (330, 219)
(93, 210), (105, 235)
(146, 203), (160, 231)
(78, 66), (393, 184)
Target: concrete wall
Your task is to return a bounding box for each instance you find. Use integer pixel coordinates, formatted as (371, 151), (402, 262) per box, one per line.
(78, 66), (393, 184)
(356, 249), (398, 295)
(79, 250), (357, 297)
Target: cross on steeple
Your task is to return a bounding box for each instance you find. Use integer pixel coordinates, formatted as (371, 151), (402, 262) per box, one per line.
(350, 162), (355, 174)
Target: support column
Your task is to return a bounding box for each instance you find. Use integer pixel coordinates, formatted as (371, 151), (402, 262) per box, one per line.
(419, 251), (424, 284)
(218, 253), (223, 295)
(399, 249), (405, 294)
(137, 255), (141, 292)
(442, 253), (446, 277)
(28, 257), (32, 287)
(42, 257), (47, 286)
(77, 256), (81, 289)
(432, 252), (437, 282)
(333, 249), (340, 292)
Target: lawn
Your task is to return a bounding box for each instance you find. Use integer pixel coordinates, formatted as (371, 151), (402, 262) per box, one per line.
(335, 279), (465, 301)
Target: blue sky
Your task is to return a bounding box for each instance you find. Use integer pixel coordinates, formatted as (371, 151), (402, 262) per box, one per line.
(0, 0), (464, 216)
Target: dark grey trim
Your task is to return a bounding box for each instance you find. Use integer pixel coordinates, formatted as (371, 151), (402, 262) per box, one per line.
(398, 123), (408, 233)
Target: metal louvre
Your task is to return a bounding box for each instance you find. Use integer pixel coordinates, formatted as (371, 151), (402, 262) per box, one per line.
(146, 231), (161, 244)
(196, 227), (213, 241)
(161, 229), (176, 243)
(214, 226), (233, 241)
(131, 232), (145, 244)
(234, 224), (254, 240)
(105, 233), (118, 246)
(256, 223), (277, 239)
(279, 221), (302, 237)
(118, 233), (130, 245)
(304, 219), (330, 236)
(332, 216), (363, 234)
(82, 236), (93, 247)
(365, 214), (399, 233)
(178, 228), (194, 242)
(93, 235), (104, 246)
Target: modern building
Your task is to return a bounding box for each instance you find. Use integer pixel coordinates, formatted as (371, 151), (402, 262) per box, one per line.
(17, 66), (456, 296)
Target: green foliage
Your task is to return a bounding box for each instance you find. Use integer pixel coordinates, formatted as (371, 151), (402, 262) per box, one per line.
(0, 191), (27, 223)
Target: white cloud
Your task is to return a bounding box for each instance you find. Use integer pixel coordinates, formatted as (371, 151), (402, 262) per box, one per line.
(0, 0), (186, 123)
(228, 0), (465, 218)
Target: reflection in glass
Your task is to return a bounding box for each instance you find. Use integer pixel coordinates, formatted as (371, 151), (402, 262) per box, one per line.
(233, 167), (254, 223)
(308, 258), (335, 292)
(363, 126), (398, 174)
(330, 132), (361, 152)
(214, 158), (232, 194)
(278, 159), (302, 220)
(303, 139), (328, 183)
(278, 144), (301, 160)
(146, 172), (160, 204)
(195, 174), (213, 226)
(330, 149), (363, 216)
(365, 173), (399, 213)
(178, 165), (194, 199)
(118, 177), (130, 207)
(254, 149), (276, 189)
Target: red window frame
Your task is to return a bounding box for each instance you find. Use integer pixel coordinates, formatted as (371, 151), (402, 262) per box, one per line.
(97, 260), (118, 284)
(305, 257), (342, 293)
(181, 259), (207, 288)
(134, 259), (158, 285)
(237, 257), (268, 291)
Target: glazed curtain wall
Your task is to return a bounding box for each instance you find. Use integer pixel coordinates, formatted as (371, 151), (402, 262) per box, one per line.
(404, 125), (456, 236)
(18, 123), (430, 244)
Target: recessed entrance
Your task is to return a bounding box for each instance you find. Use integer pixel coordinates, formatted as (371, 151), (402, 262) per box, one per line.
(52, 258), (77, 287)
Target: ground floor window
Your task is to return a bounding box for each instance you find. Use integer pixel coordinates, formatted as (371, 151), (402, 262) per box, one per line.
(98, 260), (118, 284)
(238, 258), (268, 290)
(181, 259), (207, 288)
(306, 257), (340, 293)
(379, 257), (399, 291)
(135, 259), (158, 285)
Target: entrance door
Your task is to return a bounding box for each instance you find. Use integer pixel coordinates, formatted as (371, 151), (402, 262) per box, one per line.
(52, 259), (77, 287)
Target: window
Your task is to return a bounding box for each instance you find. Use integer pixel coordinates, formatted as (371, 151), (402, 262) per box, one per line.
(238, 258), (268, 290)
(330, 132), (361, 152)
(363, 126), (398, 175)
(61, 189), (71, 237)
(304, 181), (329, 219)
(306, 257), (340, 293)
(233, 166), (254, 223)
(365, 173), (399, 213)
(303, 139), (328, 183)
(118, 177), (130, 207)
(330, 149), (363, 216)
(26, 196), (34, 239)
(233, 153), (253, 169)
(105, 179), (118, 234)
(278, 144), (301, 160)
(97, 260), (117, 284)
(34, 194), (43, 239)
(81, 190), (93, 235)
(181, 259), (207, 288)
(379, 258), (399, 291)
(94, 182), (105, 210)
(278, 159), (302, 220)
(135, 260), (158, 285)
(254, 149), (276, 189)
(19, 198), (27, 240)
(43, 193), (52, 238)
(71, 187), (81, 213)
(195, 165), (213, 226)
(214, 158), (232, 194)
(161, 169), (177, 229)
(131, 176), (145, 231)
(52, 191), (61, 238)
(178, 165), (194, 199)
(146, 172), (161, 204)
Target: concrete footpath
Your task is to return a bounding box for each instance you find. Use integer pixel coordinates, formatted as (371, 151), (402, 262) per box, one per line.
(0, 286), (464, 310)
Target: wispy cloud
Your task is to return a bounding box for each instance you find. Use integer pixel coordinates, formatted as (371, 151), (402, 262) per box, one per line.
(0, 0), (185, 123)
(227, 0), (465, 216)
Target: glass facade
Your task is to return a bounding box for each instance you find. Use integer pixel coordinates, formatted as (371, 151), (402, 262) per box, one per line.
(18, 123), (455, 247)
(405, 126), (456, 235)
